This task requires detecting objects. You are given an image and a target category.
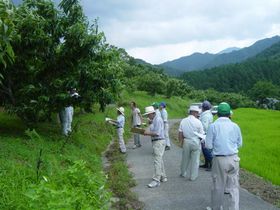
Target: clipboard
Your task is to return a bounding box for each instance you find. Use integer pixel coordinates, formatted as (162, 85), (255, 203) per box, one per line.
(131, 127), (146, 135)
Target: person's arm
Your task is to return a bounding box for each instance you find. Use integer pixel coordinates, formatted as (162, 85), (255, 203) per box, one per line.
(144, 130), (159, 137)
(237, 126), (243, 148)
(178, 131), (184, 148)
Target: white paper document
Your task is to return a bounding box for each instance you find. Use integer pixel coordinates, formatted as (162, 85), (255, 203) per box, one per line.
(193, 131), (206, 140)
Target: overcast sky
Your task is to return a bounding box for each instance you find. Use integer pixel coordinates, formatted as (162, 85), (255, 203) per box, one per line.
(13, 0), (280, 64)
(82, 0), (280, 64)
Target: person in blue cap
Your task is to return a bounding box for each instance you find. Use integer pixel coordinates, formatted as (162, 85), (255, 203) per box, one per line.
(160, 102), (171, 150)
(205, 102), (242, 210)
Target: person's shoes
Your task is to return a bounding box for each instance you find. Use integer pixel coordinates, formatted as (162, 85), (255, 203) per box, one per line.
(165, 146), (170, 151)
(160, 177), (168, 182)
(120, 150), (126, 154)
(200, 164), (207, 168)
(179, 174), (186, 178)
(206, 207), (212, 210)
(132, 144), (141, 149)
(224, 191), (230, 194)
(147, 180), (160, 188)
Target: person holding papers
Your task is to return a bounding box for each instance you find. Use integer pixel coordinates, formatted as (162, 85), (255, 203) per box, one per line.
(178, 105), (204, 181)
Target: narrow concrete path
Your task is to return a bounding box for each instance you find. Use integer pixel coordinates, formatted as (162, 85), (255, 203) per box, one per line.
(126, 119), (279, 210)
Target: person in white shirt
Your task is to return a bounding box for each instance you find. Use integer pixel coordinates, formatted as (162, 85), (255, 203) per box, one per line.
(109, 107), (126, 154)
(59, 88), (80, 136)
(160, 102), (171, 150)
(178, 105), (204, 181)
(205, 102), (242, 210)
(200, 101), (214, 170)
(143, 106), (167, 188)
(131, 101), (143, 149)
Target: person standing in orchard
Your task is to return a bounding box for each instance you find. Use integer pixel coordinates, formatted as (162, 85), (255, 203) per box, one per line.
(205, 102), (242, 210)
(143, 106), (167, 188)
(108, 107), (127, 154)
(131, 101), (143, 149)
(179, 105), (204, 181)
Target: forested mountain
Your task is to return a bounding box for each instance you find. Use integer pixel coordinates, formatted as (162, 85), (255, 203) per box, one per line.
(203, 36), (280, 69)
(159, 53), (216, 76)
(180, 41), (280, 94)
(217, 47), (240, 54)
(160, 36), (280, 76)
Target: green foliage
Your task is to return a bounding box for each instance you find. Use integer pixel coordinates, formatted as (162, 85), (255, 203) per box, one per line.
(0, 0), (15, 70)
(234, 108), (280, 185)
(181, 41), (280, 96)
(188, 89), (254, 108)
(248, 81), (280, 103)
(0, 0), (123, 123)
(0, 107), (115, 209)
(25, 160), (110, 210)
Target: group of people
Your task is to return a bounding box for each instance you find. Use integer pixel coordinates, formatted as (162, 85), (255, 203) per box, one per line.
(109, 101), (171, 155)
(110, 100), (243, 210)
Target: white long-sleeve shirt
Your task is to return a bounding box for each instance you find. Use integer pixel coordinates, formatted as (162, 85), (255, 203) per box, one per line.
(205, 117), (242, 156)
(200, 110), (213, 133)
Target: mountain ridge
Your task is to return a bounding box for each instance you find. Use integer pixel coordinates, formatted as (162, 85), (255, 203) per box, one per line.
(159, 36), (280, 76)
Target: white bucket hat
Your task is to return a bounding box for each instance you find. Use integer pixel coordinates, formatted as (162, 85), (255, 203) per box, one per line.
(143, 106), (155, 116)
(189, 105), (200, 113)
(117, 107), (125, 115)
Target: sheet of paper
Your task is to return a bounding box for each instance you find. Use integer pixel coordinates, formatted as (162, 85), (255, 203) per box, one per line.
(193, 131), (206, 140)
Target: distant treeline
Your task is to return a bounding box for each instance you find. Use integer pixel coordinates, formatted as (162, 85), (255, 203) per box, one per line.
(181, 41), (280, 95)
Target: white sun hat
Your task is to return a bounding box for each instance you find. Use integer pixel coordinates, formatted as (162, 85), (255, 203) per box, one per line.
(117, 107), (125, 115)
(189, 105), (200, 113)
(143, 106), (155, 116)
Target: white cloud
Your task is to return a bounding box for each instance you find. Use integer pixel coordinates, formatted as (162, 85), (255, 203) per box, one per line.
(82, 0), (280, 63)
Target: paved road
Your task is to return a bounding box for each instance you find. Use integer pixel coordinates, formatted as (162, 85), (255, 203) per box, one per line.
(126, 119), (279, 210)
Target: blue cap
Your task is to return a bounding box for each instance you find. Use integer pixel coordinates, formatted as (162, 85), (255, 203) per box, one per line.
(160, 102), (166, 108)
(202, 100), (211, 110)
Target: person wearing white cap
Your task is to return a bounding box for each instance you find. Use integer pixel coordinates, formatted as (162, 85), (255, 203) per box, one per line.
(143, 106), (167, 188)
(108, 107), (126, 153)
(178, 105), (204, 181)
(60, 88), (80, 136)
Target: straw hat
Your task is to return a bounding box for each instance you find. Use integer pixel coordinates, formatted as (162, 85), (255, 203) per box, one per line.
(143, 106), (155, 116)
(117, 107), (125, 115)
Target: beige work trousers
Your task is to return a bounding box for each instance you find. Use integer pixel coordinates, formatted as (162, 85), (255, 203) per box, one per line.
(180, 138), (200, 180)
(117, 128), (126, 153)
(211, 155), (240, 210)
(152, 140), (166, 181)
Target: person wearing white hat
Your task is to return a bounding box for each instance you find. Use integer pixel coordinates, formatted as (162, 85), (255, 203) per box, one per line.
(178, 105), (204, 181)
(108, 107), (126, 153)
(59, 88), (80, 136)
(143, 106), (167, 188)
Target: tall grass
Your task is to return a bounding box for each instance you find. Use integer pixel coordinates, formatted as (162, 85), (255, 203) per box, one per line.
(0, 107), (116, 209)
(233, 108), (280, 185)
(120, 90), (192, 118)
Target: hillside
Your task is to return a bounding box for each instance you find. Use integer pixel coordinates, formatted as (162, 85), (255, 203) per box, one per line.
(160, 36), (280, 76)
(160, 52), (216, 76)
(181, 40), (280, 93)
